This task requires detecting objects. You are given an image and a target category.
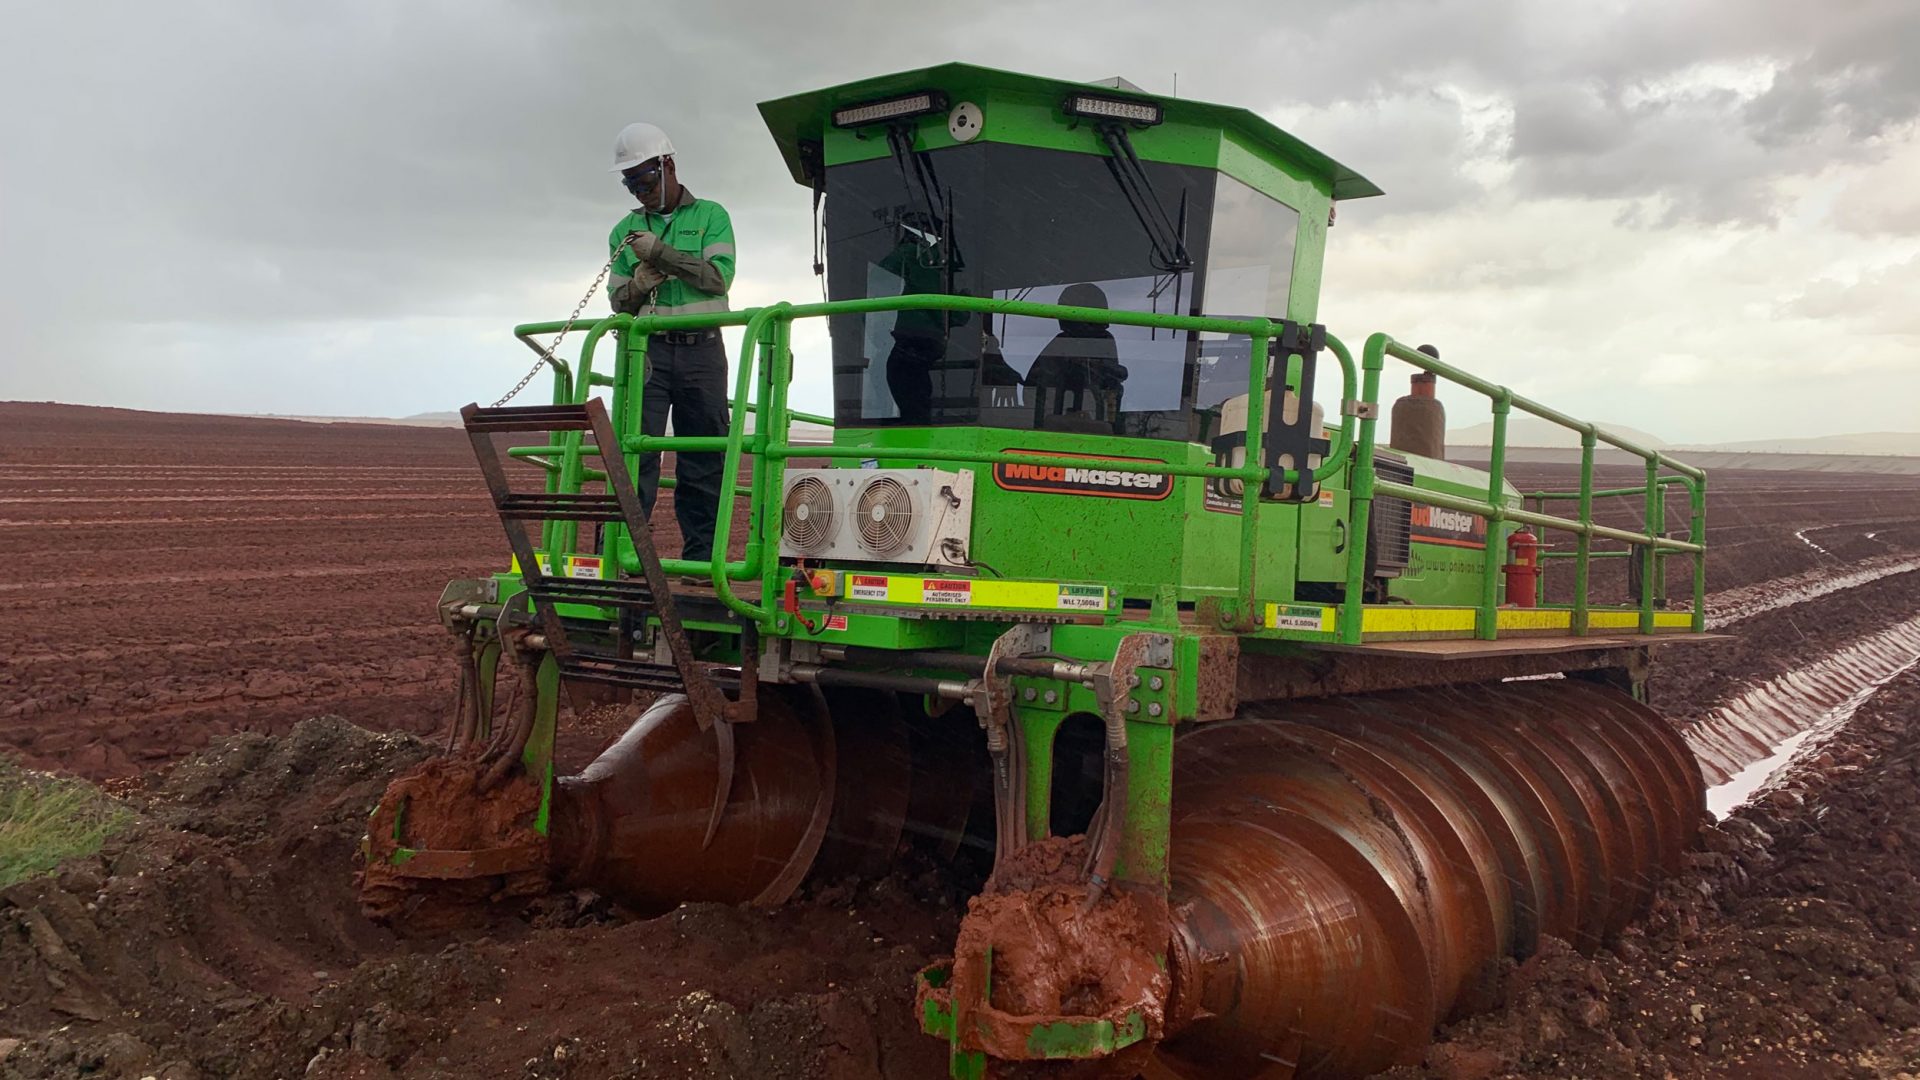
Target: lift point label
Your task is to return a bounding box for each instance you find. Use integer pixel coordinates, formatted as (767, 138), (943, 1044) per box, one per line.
(993, 450), (1174, 501)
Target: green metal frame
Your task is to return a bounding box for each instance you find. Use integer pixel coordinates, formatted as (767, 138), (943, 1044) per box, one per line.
(1345, 335), (1707, 643)
(475, 298), (1708, 1078)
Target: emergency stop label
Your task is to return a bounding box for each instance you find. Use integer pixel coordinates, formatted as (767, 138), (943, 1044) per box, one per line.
(993, 450), (1173, 501)
(848, 574), (890, 601)
(1410, 505), (1488, 549)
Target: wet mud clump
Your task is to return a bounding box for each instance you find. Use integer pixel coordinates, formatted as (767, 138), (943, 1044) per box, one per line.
(357, 755), (547, 931)
(930, 835), (1171, 1064)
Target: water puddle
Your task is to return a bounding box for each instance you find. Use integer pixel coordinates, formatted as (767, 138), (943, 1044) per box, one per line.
(1691, 615), (1920, 807)
(1794, 528), (1833, 556)
(1706, 554), (1920, 628)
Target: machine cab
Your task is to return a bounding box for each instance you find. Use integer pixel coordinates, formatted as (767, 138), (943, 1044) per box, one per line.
(760, 65), (1381, 450)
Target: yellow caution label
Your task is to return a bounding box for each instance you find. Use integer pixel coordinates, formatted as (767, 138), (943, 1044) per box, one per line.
(841, 573), (1108, 613)
(509, 552), (602, 579)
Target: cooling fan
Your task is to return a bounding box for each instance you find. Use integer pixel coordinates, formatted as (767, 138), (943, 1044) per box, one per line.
(855, 475), (916, 557)
(782, 474), (836, 553)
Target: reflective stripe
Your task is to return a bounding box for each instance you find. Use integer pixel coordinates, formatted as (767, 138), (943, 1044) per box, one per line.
(655, 297), (729, 316)
(702, 242), (736, 259)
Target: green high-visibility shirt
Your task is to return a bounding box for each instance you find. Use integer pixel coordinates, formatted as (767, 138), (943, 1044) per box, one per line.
(607, 187), (736, 317)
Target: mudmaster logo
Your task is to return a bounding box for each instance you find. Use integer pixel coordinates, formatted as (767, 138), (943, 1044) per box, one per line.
(991, 450), (1174, 501)
(1409, 504), (1488, 549)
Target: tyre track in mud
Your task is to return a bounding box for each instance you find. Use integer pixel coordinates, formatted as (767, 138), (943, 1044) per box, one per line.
(0, 405), (503, 778)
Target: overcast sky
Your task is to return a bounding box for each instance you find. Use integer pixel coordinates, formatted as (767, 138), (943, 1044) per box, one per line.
(2, 0), (1916, 443)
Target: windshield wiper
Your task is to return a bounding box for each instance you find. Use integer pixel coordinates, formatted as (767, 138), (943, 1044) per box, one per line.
(1096, 123), (1191, 273)
(885, 125), (959, 273)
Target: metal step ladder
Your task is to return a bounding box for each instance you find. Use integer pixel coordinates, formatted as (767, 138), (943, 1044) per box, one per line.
(460, 399), (741, 728)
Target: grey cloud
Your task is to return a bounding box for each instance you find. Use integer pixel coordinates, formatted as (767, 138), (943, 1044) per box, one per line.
(1744, 0), (1920, 144)
(2, 0), (1918, 437)
(1779, 256), (1920, 337)
(1283, 90), (1490, 220)
(1507, 81), (1802, 226)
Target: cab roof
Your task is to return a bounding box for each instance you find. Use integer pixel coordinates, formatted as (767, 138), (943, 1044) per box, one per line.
(757, 61), (1383, 201)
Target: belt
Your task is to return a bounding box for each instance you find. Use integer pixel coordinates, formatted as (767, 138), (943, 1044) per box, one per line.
(652, 329), (717, 346)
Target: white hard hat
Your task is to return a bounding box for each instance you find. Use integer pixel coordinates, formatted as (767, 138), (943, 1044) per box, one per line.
(610, 122), (675, 172)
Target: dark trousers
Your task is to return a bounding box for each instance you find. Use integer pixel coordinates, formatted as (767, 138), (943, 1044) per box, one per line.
(635, 330), (730, 564)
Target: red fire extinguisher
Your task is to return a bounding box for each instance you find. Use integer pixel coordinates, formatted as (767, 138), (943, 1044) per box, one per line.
(1504, 526), (1541, 608)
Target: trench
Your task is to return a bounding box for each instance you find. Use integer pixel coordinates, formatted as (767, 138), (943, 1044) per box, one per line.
(1689, 615), (1920, 807)
(1705, 554), (1920, 627)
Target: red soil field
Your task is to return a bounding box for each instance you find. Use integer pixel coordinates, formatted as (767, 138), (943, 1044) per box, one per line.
(7, 401), (1920, 1079)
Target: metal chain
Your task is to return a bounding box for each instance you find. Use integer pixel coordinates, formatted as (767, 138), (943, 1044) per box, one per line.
(490, 239), (636, 407)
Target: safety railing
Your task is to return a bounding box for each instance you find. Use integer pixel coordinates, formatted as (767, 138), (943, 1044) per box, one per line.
(501, 306), (1702, 643)
(1346, 335), (1706, 644)
(510, 298), (1360, 631)
(1526, 476), (1700, 607)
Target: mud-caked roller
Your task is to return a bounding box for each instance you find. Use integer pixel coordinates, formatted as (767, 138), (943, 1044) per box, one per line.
(361, 63), (1715, 1077)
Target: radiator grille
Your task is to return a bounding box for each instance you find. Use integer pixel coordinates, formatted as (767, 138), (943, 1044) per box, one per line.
(1370, 457), (1415, 572)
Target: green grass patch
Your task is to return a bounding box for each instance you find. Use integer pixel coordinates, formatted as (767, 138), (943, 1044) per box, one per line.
(0, 757), (130, 889)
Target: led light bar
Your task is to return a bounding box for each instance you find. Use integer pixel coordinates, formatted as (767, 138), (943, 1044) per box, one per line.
(831, 91), (947, 129)
(1062, 93), (1164, 127)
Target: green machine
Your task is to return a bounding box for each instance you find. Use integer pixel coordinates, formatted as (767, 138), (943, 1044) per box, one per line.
(363, 65), (1712, 1079)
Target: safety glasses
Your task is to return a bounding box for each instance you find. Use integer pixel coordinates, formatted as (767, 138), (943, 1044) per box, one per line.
(621, 164), (664, 198)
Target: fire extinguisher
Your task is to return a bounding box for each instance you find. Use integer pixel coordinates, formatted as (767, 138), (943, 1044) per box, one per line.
(1504, 526), (1541, 608)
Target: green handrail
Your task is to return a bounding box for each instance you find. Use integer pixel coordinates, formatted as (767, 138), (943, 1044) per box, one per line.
(589, 297), (1360, 627)
(1343, 334), (1707, 645)
(508, 299), (1697, 641)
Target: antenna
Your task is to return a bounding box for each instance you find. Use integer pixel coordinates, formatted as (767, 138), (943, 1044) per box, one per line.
(1172, 72), (1178, 96)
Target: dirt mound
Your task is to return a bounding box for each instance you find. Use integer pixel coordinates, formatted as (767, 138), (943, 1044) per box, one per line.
(0, 718), (431, 1077)
(1385, 669), (1920, 1080)
(0, 718), (956, 1079)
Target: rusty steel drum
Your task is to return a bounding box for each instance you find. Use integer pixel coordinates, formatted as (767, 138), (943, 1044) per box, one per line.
(546, 687), (974, 914)
(1153, 679), (1705, 1079)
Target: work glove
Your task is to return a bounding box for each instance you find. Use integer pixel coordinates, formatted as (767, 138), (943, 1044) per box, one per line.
(624, 230), (663, 266)
(608, 266), (668, 314)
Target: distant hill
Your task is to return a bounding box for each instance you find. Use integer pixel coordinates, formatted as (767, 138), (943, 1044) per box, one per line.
(1448, 417), (1669, 450)
(1449, 419), (1920, 458)
(1672, 432), (1920, 456)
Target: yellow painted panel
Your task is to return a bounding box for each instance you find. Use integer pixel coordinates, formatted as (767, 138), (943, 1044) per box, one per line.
(1495, 609), (1573, 630)
(1360, 607), (1477, 634)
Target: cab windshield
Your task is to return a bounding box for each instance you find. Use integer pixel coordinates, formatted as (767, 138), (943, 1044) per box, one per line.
(825, 142), (1299, 444)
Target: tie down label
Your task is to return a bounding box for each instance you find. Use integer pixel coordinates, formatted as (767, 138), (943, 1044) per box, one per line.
(992, 450), (1174, 501)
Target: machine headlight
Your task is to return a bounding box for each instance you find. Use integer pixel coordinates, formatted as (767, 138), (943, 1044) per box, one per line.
(1061, 93), (1163, 127)
(832, 91), (948, 129)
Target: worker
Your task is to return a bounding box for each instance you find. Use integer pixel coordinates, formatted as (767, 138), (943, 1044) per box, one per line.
(606, 122), (736, 566)
(1025, 282), (1128, 433)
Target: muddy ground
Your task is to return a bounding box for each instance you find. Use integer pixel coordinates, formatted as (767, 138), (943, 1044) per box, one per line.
(6, 402), (1920, 1077)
